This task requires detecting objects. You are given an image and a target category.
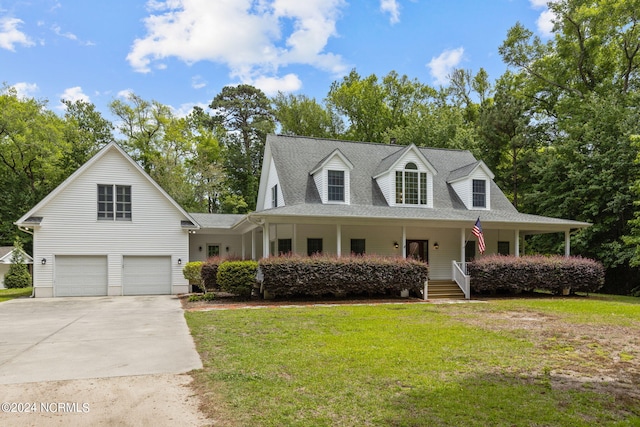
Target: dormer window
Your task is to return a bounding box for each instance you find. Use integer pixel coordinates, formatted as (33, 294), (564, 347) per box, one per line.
(328, 170), (345, 202)
(472, 179), (486, 208)
(395, 163), (428, 205)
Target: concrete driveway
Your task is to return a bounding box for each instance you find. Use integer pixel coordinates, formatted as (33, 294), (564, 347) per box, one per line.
(0, 295), (202, 384)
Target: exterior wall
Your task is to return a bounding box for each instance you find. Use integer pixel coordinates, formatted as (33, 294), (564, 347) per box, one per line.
(263, 157), (283, 210)
(31, 149), (189, 297)
(188, 232), (245, 262)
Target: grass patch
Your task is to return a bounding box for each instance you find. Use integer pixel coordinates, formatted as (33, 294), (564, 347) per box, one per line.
(186, 296), (640, 426)
(0, 287), (32, 302)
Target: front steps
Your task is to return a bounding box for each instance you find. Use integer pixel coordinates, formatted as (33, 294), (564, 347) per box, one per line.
(426, 280), (466, 300)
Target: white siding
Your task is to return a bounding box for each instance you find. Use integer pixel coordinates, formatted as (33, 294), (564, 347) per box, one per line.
(451, 169), (492, 210)
(31, 148), (189, 297)
(383, 151), (434, 208)
(263, 157), (284, 210)
(312, 155), (351, 204)
(188, 233), (245, 261)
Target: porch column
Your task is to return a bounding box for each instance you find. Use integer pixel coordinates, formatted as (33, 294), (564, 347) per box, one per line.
(336, 224), (342, 257)
(402, 226), (407, 258)
(241, 232), (246, 260)
(460, 228), (465, 264)
(251, 229), (256, 260)
(514, 229), (520, 257)
(263, 222), (270, 258)
(565, 229), (571, 257)
(293, 224), (297, 255)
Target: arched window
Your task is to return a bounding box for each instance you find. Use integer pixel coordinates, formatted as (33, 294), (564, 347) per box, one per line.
(395, 163), (427, 205)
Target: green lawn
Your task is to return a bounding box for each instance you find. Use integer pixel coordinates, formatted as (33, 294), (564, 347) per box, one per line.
(0, 287), (32, 302)
(186, 295), (640, 426)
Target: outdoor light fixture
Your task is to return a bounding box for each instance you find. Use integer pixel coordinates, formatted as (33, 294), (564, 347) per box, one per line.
(394, 242), (399, 249)
(433, 242), (440, 250)
(178, 258), (182, 265)
(198, 246), (202, 252)
(41, 258), (46, 265)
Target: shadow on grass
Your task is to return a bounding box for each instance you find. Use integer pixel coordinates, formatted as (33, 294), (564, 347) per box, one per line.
(384, 371), (639, 427)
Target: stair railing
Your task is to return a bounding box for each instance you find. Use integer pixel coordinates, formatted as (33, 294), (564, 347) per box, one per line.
(452, 261), (471, 300)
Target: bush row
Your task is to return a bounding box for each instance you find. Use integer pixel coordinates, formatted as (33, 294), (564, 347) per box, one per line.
(467, 255), (605, 294)
(259, 254), (429, 298)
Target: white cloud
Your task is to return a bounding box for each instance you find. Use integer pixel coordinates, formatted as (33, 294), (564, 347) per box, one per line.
(250, 73), (302, 96)
(52, 24), (77, 41)
(427, 47), (464, 86)
(127, 0), (347, 92)
(0, 17), (34, 51)
(536, 9), (555, 38)
(117, 88), (134, 99)
(57, 86), (90, 110)
(11, 82), (38, 98)
(380, 0), (400, 24)
(530, 0), (558, 38)
(191, 75), (207, 89)
(59, 86), (90, 103)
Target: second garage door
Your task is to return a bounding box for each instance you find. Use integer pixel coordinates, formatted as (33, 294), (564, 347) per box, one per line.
(123, 256), (171, 295)
(55, 255), (108, 297)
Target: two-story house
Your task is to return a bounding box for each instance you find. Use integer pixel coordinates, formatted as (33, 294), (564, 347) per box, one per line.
(15, 135), (589, 297)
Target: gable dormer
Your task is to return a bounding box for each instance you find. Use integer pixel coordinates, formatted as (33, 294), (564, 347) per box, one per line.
(373, 144), (437, 207)
(447, 161), (495, 210)
(310, 149), (354, 204)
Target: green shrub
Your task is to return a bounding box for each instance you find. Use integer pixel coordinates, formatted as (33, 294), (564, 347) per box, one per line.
(4, 264), (31, 289)
(188, 292), (215, 302)
(467, 255), (605, 294)
(183, 261), (203, 284)
(201, 255), (243, 290)
(217, 260), (258, 298)
(259, 254), (429, 298)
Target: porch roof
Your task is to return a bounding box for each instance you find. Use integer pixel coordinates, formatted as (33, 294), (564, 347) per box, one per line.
(249, 204), (590, 234)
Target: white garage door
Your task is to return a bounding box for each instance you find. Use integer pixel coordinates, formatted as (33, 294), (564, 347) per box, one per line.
(123, 256), (171, 295)
(55, 256), (108, 297)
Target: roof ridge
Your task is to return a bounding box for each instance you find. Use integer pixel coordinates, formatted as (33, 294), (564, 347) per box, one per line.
(271, 134), (471, 153)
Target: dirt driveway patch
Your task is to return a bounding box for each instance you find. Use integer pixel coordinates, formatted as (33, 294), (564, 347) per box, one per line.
(0, 374), (210, 427)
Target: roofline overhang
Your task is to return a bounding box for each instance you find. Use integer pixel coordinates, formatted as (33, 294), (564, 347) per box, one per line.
(248, 210), (590, 233)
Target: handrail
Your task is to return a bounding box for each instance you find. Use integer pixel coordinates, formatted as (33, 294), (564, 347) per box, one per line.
(452, 261), (471, 300)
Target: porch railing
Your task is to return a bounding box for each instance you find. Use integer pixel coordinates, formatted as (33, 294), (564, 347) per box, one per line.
(452, 261), (471, 300)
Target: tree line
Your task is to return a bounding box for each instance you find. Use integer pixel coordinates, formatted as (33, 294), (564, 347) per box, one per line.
(1, 0), (639, 294)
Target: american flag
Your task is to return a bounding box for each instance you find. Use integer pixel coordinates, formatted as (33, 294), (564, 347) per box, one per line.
(472, 218), (486, 254)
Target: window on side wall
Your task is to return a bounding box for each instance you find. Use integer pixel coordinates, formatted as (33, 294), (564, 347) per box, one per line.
(498, 241), (510, 256)
(98, 184), (131, 220)
(307, 238), (323, 256)
(350, 239), (365, 255)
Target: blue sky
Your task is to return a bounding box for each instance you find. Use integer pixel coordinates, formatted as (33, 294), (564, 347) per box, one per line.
(1, 0), (555, 118)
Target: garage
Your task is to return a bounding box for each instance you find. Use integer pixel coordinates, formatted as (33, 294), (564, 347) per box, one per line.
(55, 255), (108, 297)
(123, 256), (171, 295)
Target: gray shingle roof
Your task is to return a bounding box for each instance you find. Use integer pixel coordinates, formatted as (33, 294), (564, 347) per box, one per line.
(256, 134), (589, 230)
(188, 213), (246, 229)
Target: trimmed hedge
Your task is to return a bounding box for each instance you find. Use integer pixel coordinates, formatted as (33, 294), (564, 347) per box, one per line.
(259, 254), (429, 298)
(467, 255), (605, 294)
(201, 256), (243, 291)
(217, 260), (259, 298)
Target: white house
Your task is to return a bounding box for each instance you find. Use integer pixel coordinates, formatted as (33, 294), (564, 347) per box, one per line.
(0, 246), (33, 289)
(15, 136), (589, 297)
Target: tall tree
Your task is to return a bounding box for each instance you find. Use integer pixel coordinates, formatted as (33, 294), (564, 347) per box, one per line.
(272, 92), (343, 138)
(0, 86), (67, 246)
(499, 0), (640, 293)
(209, 85), (275, 210)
